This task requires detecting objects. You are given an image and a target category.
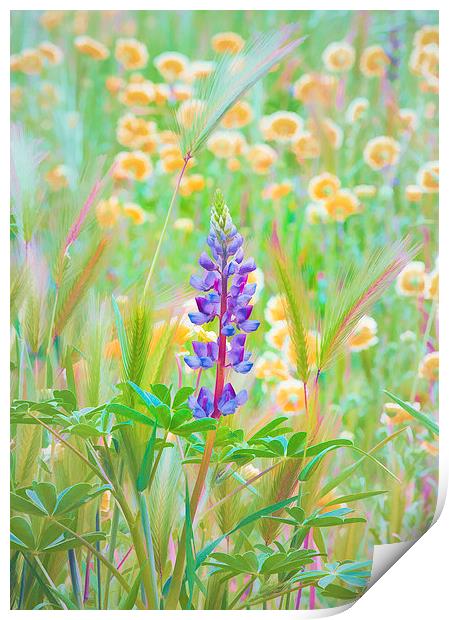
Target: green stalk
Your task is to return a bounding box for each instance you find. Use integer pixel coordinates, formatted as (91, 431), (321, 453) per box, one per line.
(50, 518), (136, 600)
(147, 431), (168, 492)
(30, 418), (151, 609)
(103, 464), (123, 609)
(68, 549), (83, 608)
(32, 555), (68, 610)
(165, 429), (216, 609)
(229, 575), (257, 609)
(410, 299), (437, 402)
(138, 493), (159, 609)
(142, 156), (190, 300)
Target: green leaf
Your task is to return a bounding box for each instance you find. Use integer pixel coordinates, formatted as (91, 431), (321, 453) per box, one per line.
(318, 427), (406, 499)
(383, 390), (439, 435)
(173, 387), (194, 409)
(287, 432), (307, 456)
(305, 439), (353, 457)
(151, 383), (172, 406)
(172, 418), (217, 436)
(184, 480), (195, 608)
(320, 583), (361, 600)
(42, 531), (107, 552)
(54, 483), (111, 515)
(128, 381), (162, 409)
(10, 516), (35, 550)
(11, 492), (48, 517)
(119, 562), (147, 609)
(195, 495), (297, 570)
(136, 421), (158, 492)
(300, 442), (400, 484)
(31, 482), (57, 515)
(299, 445), (342, 481)
(321, 490), (387, 509)
(53, 389), (77, 413)
(108, 403), (153, 427)
(248, 417), (292, 444)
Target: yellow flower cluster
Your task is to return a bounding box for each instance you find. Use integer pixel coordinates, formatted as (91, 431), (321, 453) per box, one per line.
(396, 262), (438, 300)
(96, 196), (147, 228)
(307, 172), (359, 222)
(11, 42), (64, 74)
(409, 25), (439, 93)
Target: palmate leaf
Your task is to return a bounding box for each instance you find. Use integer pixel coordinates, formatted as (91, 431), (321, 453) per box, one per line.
(11, 482), (111, 517)
(176, 24), (304, 157)
(317, 237), (417, 371)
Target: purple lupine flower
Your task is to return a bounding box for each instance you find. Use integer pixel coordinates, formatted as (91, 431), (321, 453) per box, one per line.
(188, 387), (214, 419)
(188, 292), (221, 324)
(184, 190), (259, 419)
(184, 341), (219, 369)
(218, 383), (248, 416)
(227, 334), (253, 374)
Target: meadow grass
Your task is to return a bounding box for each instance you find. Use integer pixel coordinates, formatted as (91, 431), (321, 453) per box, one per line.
(10, 9), (438, 610)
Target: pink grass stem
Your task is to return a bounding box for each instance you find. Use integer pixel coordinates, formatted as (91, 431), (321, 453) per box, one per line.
(295, 528), (312, 609)
(116, 545), (133, 571)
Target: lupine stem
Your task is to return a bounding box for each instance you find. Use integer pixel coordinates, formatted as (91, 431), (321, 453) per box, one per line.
(143, 155), (190, 300)
(166, 251), (228, 609)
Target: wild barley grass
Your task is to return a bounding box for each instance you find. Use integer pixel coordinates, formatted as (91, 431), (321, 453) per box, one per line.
(10, 10), (438, 611)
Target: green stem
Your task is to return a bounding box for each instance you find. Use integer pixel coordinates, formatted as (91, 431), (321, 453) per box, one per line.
(147, 432), (168, 492)
(68, 549), (83, 608)
(229, 575), (257, 609)
(51, 518), (137, 602)
(33, 555), (68, 610)
(28, 413), (109, 485)
(138, 492), (159, 609)
(143, 156), (190, 300)
(45, 286), (59, 358)
(103, 464), (123, 609)
(410, 299), (437, 402)
(165, 429), (216, 609)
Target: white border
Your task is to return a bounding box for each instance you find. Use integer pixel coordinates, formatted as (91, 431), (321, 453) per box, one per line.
(3, 2), (447, 617)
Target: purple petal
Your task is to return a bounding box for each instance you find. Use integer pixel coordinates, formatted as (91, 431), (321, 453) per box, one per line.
(240, 320), (260, 333)
(188, 312), (209, 325)
(192, 341), (207, 357)
(184, 355), (201, 369)
(228, 233), (243, 254)
(234, 247), (244, 263)
(228, 347), (245, 366)
(239, 258), (256, 274)
(195, 296), (214, 315)
(199, 252), (217, 271)
(234, 361), (253, 374)
(221, 324), (235, 336)
(206, 342), (219, 360)
(236, 306), (253, 322)
(232, 334), (247, 347)
(235, 389), (248, 406)
(243, 283), (257, 297)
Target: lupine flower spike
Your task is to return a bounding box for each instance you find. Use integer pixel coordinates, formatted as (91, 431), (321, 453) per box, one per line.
(185, 189), (259, 419)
